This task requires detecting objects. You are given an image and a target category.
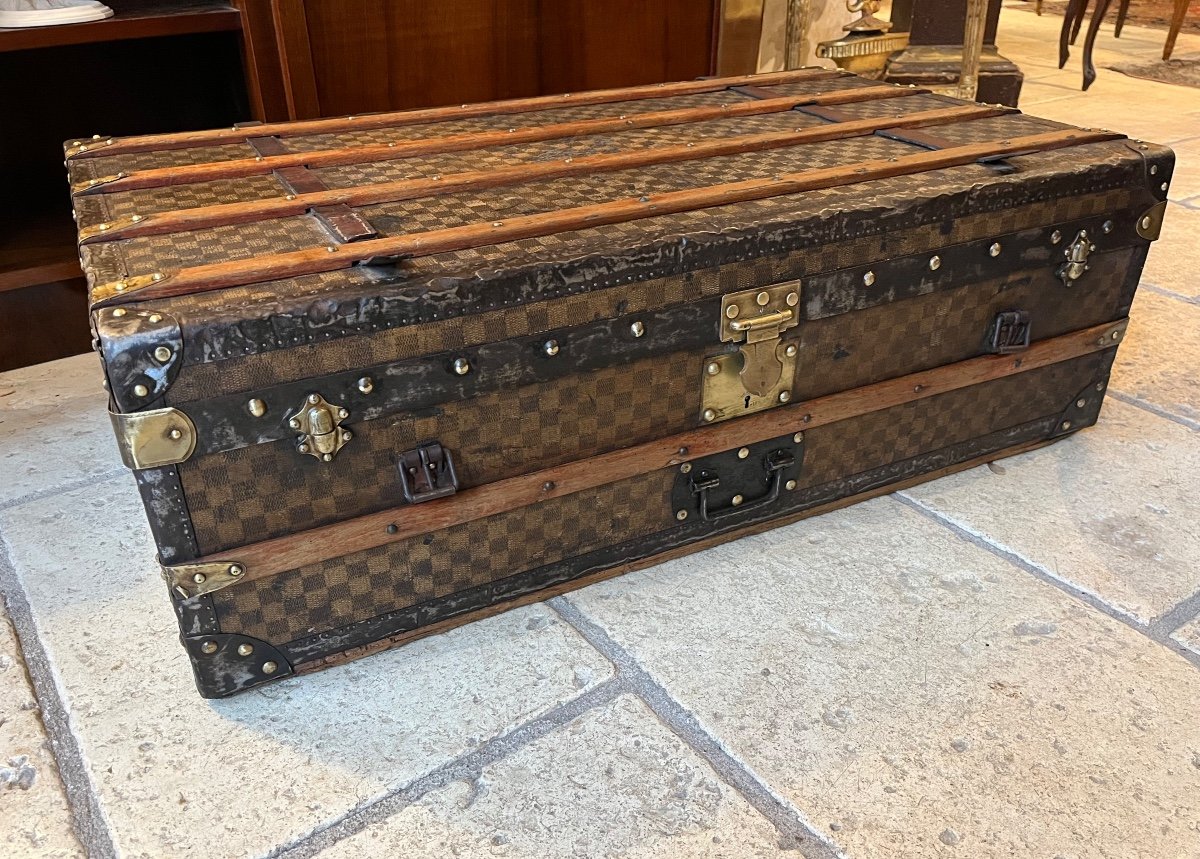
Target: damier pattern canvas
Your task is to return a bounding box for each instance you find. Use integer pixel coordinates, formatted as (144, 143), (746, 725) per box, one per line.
(180, 348), (701, 553)
(211, 471), (677, 643)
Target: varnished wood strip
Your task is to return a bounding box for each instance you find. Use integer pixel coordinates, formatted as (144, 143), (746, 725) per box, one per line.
(85, 104), (1004, 244)
(91, 128), (1123, 307)
(192, 319), (1126, 587)
(65, 69), (848, 160)
(75, 84), (921, 195)
(295, 434), (1059, 673)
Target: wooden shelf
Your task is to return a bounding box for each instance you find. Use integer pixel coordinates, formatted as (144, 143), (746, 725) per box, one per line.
(0, 0), (240, 53)
(0, 210), (82, 295)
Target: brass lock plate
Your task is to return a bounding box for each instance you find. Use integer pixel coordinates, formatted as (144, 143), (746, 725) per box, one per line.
(701, 282), (801, 424)
(289, 393), (352, 462)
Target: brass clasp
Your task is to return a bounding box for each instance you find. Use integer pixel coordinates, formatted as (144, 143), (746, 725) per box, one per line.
(700, 282), (801, 424)
(289, 393), (352, 462)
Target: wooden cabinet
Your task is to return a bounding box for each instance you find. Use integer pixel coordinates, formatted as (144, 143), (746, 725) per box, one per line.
(241, 0), (718, 120)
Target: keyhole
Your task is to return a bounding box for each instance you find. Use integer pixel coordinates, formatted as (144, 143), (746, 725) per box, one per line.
(744, 394), (752, 409)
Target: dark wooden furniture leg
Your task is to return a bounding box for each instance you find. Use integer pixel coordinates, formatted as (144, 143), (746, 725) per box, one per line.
(1164, 0), (1189, 60)
(1060, 0), (1085, 67)
(1113, 0), (1130, 37)
(1070, 0), (1088, 42)
(1082, 0), (1114, 90)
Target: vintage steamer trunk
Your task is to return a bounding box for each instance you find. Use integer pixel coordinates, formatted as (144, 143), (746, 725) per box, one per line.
(65, 69), (1170, 697)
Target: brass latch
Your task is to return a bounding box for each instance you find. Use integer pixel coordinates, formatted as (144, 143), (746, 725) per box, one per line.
(1058, 229), (1094, 286)
(289, 393), (352, 462)
(700, 283), (801, 424)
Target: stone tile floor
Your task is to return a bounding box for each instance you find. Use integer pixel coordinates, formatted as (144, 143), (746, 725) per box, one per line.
(2, 4), (1199, 857)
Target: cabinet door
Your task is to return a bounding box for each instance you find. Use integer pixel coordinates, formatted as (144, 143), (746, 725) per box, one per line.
(243, 0), (717, 119)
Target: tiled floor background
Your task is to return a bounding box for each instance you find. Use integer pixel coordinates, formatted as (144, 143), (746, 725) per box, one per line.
(2, 4), (1199, 857)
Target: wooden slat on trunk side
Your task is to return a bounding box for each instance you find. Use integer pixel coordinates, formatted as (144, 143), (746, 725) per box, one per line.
(177, 319), (1126, 588)
(64, 68), (849, 160)
(74, 84), (922, 195)
(90, 129), (1124, 307)
(82, 104), (1005, 244)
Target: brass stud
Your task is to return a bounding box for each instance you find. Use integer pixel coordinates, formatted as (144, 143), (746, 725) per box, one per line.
(114, 281), (126, 292)
(676, 510), (689, 521)
(97, 222), (109, 231)
(731, 494), (744, 506)
(453, 357), (470, 375)
(337, 408), (349, 419)
(680, 463), (692, 474)
(929, 255), (941, 271)
(1051, 230), (1063, 244)
(737, 447), (750, 459)
(357, 377), (374, 394)
(298, 443), (310, 453)
(148, 314), (162, 323)
(322, 453), (333, 462)
(1061, 420), (1072, 431)
(785, 479), (797, 491)
(193, 573), (206, 584)
(308, 393), (320, 404)
(201, 640), (218, 654)
(786, 292), (799, 307)
(1076, 398), (1087, 409)
(286, 194), (296, 200)
(630, 320), (645, 338)
(706, 361), (721, 376)
(112, 308), (127, 317)
(150, 273), (163, 282)
(169, 429), (183, 440)
(1111, 330), (1121, 340)
(793, 432), (803, 443)
(237, 643), (254, 657)
(154, 346), (172, 362)
(1161, 182), (1169, 192)
(725, 304), (740, 319)
(1095, 382), (1105, 392)
(341, 430), (352, 441)
(756, 291), (770, 306)
(784, 344), (797, 358)
(229, 565), (244, 577)
(863, 270), (876, 287)
(702, 408), (716, 422)
(1102, 220), (1114, 234)
(289, 417), (302, 430)
(386, 524), (398, 535)
(492, 221), (503, 227)
(1150, 164), (1159, 175)
(1140, 216), (1152, 230)
(778, 391), (791, 403)
(130, 214), (143, 223)
(543, 339), (560, 357)
(989, 242), (1002, 257)
(133, 384), (149, 397)
(262, 661), (278, 675)
(326, 246), (337, 253)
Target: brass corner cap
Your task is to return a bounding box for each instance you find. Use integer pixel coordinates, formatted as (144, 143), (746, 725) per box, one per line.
(109, 407), (196, 470)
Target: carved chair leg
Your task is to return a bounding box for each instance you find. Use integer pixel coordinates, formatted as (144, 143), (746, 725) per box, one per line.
(1164, 0), (1189, 61)
(1082, 0), (1114, 91)
(1060, 0), (1085, 67)
(1113, 0), (1130, 37)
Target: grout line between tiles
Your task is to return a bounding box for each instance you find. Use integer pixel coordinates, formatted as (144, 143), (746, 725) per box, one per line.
(549, 596), (846, 859)
(1148, 587), (1200, 640)
(265, 678), (625, 859)
(1140, 283), (1200, 307)
(894, 494), (1200, 669)
(0, 532), (119, 859)
(1105, 389), (1200, 432)
(0, 468), (127, 514)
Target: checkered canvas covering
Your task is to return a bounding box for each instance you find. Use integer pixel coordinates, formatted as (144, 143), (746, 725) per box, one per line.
(209, 354), (1106, 646)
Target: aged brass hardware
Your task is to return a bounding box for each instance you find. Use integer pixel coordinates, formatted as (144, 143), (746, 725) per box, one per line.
(289, 393), (351, 462)
(69, 172), (127, 196)
(700, 282), (801, 424)
(109, 408), (196, 470)
(398, 442), (459, 503)
(162, 560), (247, 598)
(91, 271), (170, 306)
(1057, 229), (1094, 286)
(65, 136), (115, 159)
(1136, 200), (1167, 241)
